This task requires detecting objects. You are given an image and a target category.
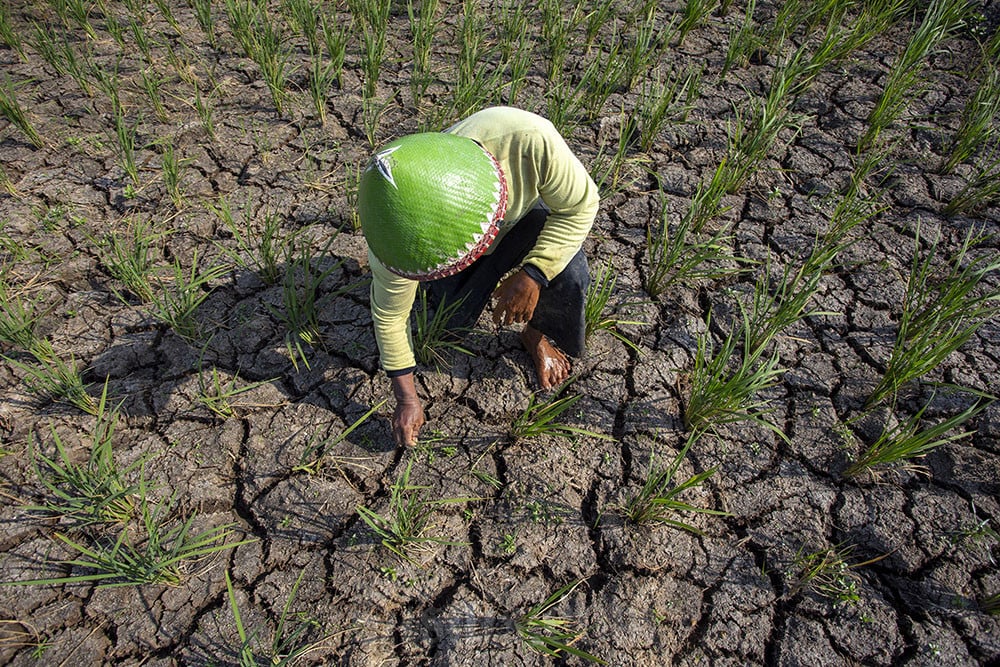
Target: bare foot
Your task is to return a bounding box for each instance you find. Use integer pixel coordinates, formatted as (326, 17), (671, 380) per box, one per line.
(520, 325), (571, 389)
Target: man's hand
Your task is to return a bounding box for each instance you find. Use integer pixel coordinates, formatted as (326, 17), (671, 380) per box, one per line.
(492, 269), (541, 326)
(391, 373), (424, 447)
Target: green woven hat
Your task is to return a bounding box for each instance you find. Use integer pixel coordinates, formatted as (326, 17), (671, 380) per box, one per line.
(359, 133), (508, 280)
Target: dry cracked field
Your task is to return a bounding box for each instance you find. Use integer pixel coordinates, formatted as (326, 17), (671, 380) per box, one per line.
(1, 0), (999, 665)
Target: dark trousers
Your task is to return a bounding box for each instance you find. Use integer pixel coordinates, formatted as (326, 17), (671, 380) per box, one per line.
(423, 207), (589, 357)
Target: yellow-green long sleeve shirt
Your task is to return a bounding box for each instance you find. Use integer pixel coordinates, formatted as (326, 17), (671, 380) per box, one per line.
(368, 106), (600, 373)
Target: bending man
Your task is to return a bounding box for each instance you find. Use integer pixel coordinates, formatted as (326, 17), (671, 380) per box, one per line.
(359, 106), (600, 447)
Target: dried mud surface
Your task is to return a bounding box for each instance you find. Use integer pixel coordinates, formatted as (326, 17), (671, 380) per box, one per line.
(1, 1), (999, 665)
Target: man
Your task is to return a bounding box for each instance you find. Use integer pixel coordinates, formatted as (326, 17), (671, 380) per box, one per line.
(359, 106), (599, 447)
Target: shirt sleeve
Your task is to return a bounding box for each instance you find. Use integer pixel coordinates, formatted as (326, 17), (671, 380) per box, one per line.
(368, 248), (419, 373)
(520, 125), (600, 281)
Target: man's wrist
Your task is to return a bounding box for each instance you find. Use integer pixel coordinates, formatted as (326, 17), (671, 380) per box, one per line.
(521, 263), (549, 288)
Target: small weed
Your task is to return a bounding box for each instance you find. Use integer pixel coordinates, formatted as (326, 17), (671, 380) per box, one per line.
(513, 579), (607, 664)
(99, 215), (164, 304)
(844, 392), (992, 479)
(584, 261), (643, 353)
(683, 312), (787, 442)
(0, 77), (43, 148)
(196, 366), (276, 419)
(867, 224), (1000, 408)
(28, 381), (139, 527)
(146, 249), (228, 342)
(413, 290), (472, 369)
(6, 339), (97, 415)
(511, 388), (612, 443)
(621, 434), (730, 533)
(225, 570), (332, 665)
(294, 400), (386, 475)
(355, 458), (470, 562)
(786, 542), (886, 605)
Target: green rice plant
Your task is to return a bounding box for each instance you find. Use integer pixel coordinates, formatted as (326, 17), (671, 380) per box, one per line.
(544, 73), (588, 137)
(196, 367), (276, 419)
(129, 17), (152, 63)
(270, 234), (337, 371)
(225, 570), (334, 666)
(540, 0), (581, 82)
(0, 164), (16, 196)
(621, 434), (730, 532)
(294, 400), (386, 475)
(28, 382), (140, 527)
(457, 0), (488, 98)
(785, 542), (885, 604)
(355, 458), (470, 562)
(308, 51), (338, 126)
(578, 47), (629, 121)
(139, 68), (168, 121)
(496, 0), (533, 105)
(942, 60), (1000, 173)
(514, 579), (607, 664)
(112, 108), (140, 185)
(362, 95), (391, 145)
(446, 9), (503, 122)
(0, 5), (26, 61)
(6, 339), (97, 415)
(16, 495), (252, 587)
(584, 261), (643, 353)
(636, 66), (701, 152)
(683, 311), (787, 442)
(0, 77), (43, 148)
(193, 85), (216, 140)
(29, 21), (66, 76)
(859, 0), (970, 151)
(319, 12), (348, 89)
(63, 0), (98, 39)
(146, 250), (228, 341)
(226, 0), (265, 58)
(845, 394), (992, 478)
(718, 61), (804, 194)
(100, 216), (163, 303)
(644, 188), (748, 296)
(0, 277), (43, 351)
(867, 225), (1000, 408)
(677, 0), (718, 45)
(159, 141), (187, 209)
(738, 239), (843, 358)
(980, 592), (1000, 616)
(407, 0), (440, 105)
(215, 197), (286, 285)
(590, 109), (641, 195)
(620, 5), (668, 88)
(189, 0), (216, 44)
(945, 144), (1000, 215)
(245, 8), (292, 115)
(511, 389), (612, 442)
(412, 290), (472, 369)
(91, 58), (125, 110)
(152, 0), (180, 33)
(282, 0), (322, 55)
(721, 0), (760, 75)
(350, 0), (391, 100)
(583, 0), (614, 49)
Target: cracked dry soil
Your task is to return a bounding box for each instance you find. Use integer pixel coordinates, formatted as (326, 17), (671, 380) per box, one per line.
(1, 0), (999, 665)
